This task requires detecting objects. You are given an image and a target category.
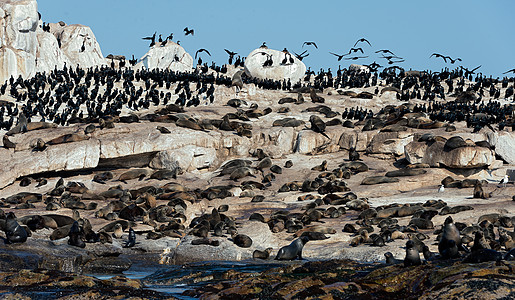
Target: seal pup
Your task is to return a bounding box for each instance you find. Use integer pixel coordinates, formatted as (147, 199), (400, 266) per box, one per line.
(253, 248), (273, 260)
(232, 233), (253, 248)
(384, 252), (402, 265)
(123, 228), (136, 248)
(2, 135), (15, 149)
(404, 240), (421, 267)
(68, 221), (85, 248)
(112, 223), (124, 239)
(3, 212), (27, 244)
(275, 236), (309, 260)
(473, 181), (490, 199)
(348, 147), (360, 161)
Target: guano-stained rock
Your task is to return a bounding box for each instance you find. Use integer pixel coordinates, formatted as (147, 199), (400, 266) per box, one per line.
(244, 48), (306, 83)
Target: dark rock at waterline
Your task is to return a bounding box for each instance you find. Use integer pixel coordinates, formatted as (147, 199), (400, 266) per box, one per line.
(82, 256), (132, 274)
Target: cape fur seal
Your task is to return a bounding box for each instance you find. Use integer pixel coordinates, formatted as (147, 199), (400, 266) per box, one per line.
(68, 221), (85, 248)
(3, 212), (28, 244)
(253, 248), (273, 259)
(123, 228), (136, 248)
(275, 236), (309, 260)
(438, 216), (466, 259)
(404, 240), (421, 267)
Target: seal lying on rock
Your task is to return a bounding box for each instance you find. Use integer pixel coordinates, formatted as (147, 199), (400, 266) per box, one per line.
(275, 236), (309, 260)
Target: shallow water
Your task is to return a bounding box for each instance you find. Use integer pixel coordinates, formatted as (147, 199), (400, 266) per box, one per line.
(91, 260), (288, 298)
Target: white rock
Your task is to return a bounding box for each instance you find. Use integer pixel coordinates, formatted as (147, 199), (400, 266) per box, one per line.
(0, 0), (105, 82)
(366, 132), (413, 156)
(136, 42), (193, 72)
(0, 139), (100, 188)
(149, 150), (180, 170)
(485, 131), (515, 164)
(150, 146), (217, 172)
(35, 30), (70, 72)
(0, 0), (39, 82)
(244, 48), (306, 83)
(294, 127), (343, 154)
(49, 22), (105, 68)
(404, 140), (495, 168)
(349, 64), (369, 73)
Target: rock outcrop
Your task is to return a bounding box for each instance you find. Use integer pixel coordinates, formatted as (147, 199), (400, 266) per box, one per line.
(405, 140), (495, 169)
(485, 131), (515, 164)
(0, 0), (39, 82)
(48, 22), (104, 68)
(35, 30), (70, 72)
(0, 0), (104, 83)
(136, 42), (193, 72)
(244, 48), (306, 83)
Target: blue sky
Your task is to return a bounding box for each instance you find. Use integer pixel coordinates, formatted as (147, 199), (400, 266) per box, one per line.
(39, 0), (515, 77)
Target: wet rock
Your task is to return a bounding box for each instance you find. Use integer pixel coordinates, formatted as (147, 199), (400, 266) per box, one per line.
(82, 256), (132, 274)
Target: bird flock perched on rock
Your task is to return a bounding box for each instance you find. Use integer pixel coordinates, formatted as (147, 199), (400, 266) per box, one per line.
(0, 23), (515, 273)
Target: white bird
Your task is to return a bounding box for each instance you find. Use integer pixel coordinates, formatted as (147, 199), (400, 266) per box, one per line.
(438, 185), (445, 193)
(500, 175), (509, 187)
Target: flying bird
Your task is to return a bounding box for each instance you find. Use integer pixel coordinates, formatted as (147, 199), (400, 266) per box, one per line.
(142, 32), (156, 47)
(447, 57), (462, 64)
(365, 61), (382, 71)
(345, 47), (364, 55)
(381, 55), (404, 64)
(195, 48), (211, 59)
(460, 65), (481, 77)
(293, 50), (309, 61)
(345, 56), (368, 60)
(375, 49), (396, 56)
(302, 41), (318, 49)
(329, 52), (346, 61)
(184, 27), (194, 36)
(354, 38), (371, 47)
(430, 53), (448, 63)
(224, 49), (238, 64)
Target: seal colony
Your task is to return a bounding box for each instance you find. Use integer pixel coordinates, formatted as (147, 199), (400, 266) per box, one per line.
(0, 3), (514, 299)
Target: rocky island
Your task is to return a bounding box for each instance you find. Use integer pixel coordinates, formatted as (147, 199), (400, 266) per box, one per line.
(0, 0), (513, 299)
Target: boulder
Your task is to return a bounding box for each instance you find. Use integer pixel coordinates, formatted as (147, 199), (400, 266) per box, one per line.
(0, 0), (39, 82)
(405, 140), (495, 169)
(35, 31), (70, 73)
(244, 48), (306, 83)
(485, 131), (515, 164)
(294, 127), (342, 154)
(136, 42), (193, 72)
(0, 139), (100, 188)
(49, 22), (105, 68)
(349, 64), (369, 73)
(366, 132), (413, 156)
(0, 0), (106, 82)
(150, 146), (217, 172)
